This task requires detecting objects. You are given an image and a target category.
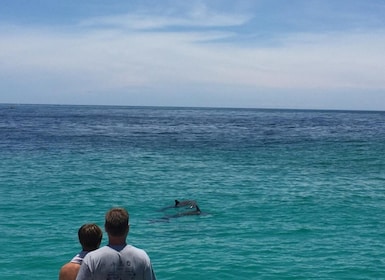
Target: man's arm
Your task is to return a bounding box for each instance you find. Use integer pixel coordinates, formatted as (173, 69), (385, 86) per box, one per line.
(145, 264), (157, 280)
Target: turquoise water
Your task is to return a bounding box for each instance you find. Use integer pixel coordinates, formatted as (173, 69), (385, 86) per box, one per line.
(1, 104), (385, 279)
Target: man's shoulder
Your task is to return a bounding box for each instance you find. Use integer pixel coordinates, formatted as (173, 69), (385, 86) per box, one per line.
(123, 245), (147, 254)
(86, 245), (149, 258)
(85, 245), (110, 256)
(122, 245), (152, 261)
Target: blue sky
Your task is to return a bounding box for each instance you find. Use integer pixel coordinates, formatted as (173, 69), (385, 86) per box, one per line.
(1, 0), (385, 110)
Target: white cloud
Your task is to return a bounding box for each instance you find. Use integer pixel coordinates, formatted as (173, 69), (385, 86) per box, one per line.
(79, 4), (251, 30)
(1, 10), (385, 108)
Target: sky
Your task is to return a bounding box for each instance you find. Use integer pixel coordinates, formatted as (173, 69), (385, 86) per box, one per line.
(1, 0), (385, 110)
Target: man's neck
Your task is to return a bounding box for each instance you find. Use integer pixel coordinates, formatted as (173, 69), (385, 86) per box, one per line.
(108, 235), (127, 246)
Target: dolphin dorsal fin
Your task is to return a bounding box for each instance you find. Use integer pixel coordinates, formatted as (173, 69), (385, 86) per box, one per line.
(175, 200), (180, 206)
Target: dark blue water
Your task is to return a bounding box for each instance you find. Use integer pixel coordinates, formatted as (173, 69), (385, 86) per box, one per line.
(1, 104), (385, 279)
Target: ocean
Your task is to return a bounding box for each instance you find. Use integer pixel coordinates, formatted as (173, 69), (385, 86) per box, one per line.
(1, 104), (385, 279)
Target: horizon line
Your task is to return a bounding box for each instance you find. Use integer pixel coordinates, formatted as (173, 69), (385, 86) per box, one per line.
(1, 102), (384, 113)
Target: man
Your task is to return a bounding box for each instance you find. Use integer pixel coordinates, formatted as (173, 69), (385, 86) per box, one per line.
(76, 208), (157, 280)
(59, 223), (103, 280)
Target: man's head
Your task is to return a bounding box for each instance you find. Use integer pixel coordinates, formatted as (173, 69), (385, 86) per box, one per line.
(78, 223), (103, 251)
(105, 208), (130, 237)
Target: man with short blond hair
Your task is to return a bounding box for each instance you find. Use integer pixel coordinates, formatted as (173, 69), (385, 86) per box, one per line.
(76, 207), (157, 280)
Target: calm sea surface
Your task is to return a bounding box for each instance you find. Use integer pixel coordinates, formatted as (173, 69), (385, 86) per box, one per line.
(1, 104), (385, 279)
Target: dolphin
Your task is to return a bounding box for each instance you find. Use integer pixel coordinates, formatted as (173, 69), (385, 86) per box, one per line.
(151, 205), (202, 223)
(164, 205), (202, 219)
(157, 199), (197, 212)
(174, 199), (197, 208)
(174, 205), (201, 217)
